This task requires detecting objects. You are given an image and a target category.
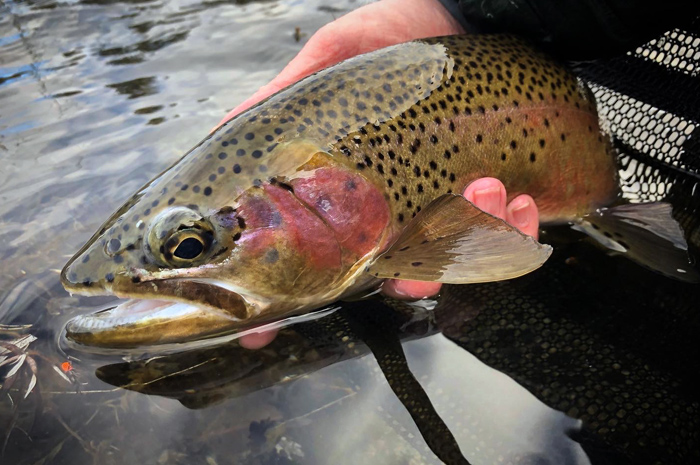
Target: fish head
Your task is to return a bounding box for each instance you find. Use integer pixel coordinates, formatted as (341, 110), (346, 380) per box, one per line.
(61, 140), (352, 349)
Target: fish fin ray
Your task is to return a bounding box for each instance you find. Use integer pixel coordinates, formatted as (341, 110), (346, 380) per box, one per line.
(368, 194), (552, 283)
(575, 202), (700, 283)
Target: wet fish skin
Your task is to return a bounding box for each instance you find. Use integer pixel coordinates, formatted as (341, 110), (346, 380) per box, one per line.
(60, 35), (618, 346)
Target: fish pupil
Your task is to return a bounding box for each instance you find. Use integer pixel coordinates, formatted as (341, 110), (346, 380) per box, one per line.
(174, 237), (204, 260)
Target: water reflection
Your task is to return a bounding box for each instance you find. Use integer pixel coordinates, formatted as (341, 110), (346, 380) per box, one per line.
(93, 297), (590, 464)
(107, 76), (159, 99)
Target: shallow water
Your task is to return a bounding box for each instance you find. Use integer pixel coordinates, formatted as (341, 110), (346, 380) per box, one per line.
(1, 1), (699, 464)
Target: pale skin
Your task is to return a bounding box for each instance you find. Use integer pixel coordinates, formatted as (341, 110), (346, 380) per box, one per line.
(217, 0), (540, 349)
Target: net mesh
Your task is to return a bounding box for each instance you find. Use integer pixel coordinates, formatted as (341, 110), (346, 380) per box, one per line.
(576, 26), (700, 251)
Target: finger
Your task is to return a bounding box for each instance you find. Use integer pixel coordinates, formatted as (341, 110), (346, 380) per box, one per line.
(506, 194), (540, 239)
(463, 177), (508, 219)
(382, 279), (442, 300)
(239, 328), (279, 350)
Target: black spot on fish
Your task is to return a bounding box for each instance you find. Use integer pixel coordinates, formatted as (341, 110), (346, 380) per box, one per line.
(264, 248), (279, 264)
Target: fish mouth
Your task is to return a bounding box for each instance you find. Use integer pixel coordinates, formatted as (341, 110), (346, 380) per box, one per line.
(64, 279), (258, 349)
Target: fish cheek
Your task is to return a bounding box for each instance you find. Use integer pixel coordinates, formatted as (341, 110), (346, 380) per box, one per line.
(233, 184), (344, 297)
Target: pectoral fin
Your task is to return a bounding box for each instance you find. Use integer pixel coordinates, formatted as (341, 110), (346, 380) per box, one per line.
(367, 194), (552, 284)
(574, 202), (700, 282)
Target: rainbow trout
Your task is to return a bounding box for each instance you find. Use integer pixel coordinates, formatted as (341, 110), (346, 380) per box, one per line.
(61, 34), (694, 348)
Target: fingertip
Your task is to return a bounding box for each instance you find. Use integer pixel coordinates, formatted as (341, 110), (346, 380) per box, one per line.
(506, 194), (540, 239)
(463, 177), (507, 219)
(239, 328), (279, 350)
(382, 279), (442, 300)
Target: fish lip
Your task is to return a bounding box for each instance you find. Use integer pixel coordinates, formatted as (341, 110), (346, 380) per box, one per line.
(63, 277), (257, 349)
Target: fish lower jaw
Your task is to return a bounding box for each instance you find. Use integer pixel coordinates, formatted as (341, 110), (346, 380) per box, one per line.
(64, 298), (247, 349)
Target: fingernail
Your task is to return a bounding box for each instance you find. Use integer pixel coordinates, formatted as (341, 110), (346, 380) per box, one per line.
(511, 201), (531, 227)
(473, 186), (502, 216)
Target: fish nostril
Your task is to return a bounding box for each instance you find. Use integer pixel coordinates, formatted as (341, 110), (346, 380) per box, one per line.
(106, 238), (122, 255)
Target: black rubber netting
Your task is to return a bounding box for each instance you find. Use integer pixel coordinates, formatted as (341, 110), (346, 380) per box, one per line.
(575, 25), (700, 252)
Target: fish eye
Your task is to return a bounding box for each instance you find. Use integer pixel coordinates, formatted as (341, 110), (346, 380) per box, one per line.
(174, 237), (204, 259)
(166, 230), (207, 261)
(145, 207), (215, 268)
